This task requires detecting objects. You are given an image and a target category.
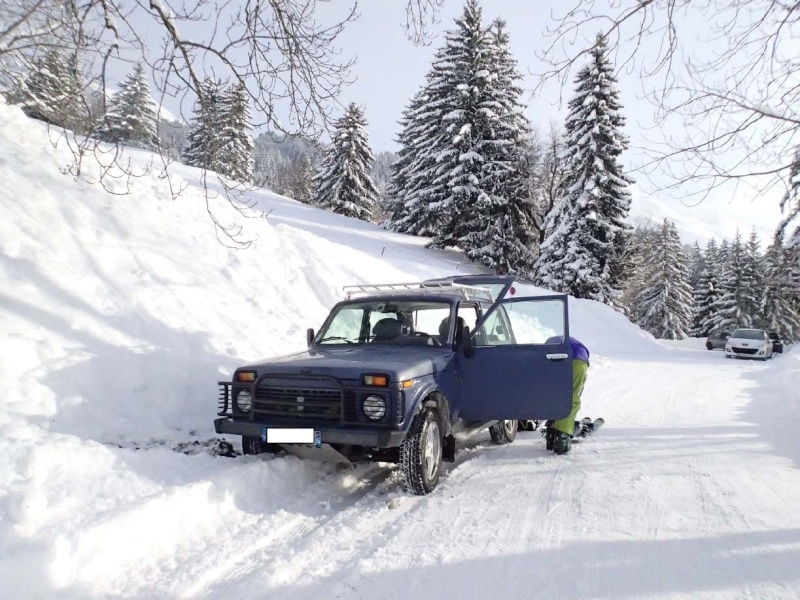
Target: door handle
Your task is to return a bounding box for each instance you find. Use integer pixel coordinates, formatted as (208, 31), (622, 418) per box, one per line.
(546, 353), (569, 361)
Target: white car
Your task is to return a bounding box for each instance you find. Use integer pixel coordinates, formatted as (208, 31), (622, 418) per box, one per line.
(725, 328), (773, 360)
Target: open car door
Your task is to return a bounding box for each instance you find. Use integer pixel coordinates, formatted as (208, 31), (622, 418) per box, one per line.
(457, 295), (573, 421)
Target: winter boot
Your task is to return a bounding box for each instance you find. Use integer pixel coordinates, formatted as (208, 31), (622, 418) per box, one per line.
(544, 420), (556, 451)
(553, 431), (571, 455)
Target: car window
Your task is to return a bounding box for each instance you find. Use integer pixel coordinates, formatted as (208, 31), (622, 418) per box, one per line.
(731, 329), (765, 340)
(318, 300), (451, 345)
(474, 299), (565, 346)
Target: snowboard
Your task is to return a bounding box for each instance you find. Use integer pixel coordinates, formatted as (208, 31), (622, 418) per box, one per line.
(572, 417), (604, 440)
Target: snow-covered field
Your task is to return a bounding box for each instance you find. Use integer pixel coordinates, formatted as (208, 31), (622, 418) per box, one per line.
(2, 99), (800, 599)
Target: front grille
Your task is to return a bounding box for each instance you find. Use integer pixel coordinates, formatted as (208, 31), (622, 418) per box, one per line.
(218, 382), (232, 415)
(732, 347), (758, 355)
(254, 386), (341, 421)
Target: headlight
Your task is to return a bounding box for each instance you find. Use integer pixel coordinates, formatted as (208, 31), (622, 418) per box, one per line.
(363, 395), (386, 420)
(235, 388), (253, 413)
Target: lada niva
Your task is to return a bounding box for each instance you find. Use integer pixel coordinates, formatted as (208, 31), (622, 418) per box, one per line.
(215, 276), (574, 494)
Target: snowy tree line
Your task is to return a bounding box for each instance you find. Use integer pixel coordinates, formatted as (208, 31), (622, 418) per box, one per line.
(622, 222), (800, 342)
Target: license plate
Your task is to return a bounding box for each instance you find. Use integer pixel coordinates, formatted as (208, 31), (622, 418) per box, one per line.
(262, 427), (315, 444)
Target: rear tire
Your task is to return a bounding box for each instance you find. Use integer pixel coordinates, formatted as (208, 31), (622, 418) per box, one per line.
(706, 342), (713, 350)
(489, 420), (518, 444)
(400, 407), (443, 495)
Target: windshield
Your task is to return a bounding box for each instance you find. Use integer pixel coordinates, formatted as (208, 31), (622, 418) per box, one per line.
(317, 300), (452, 346)
(731, 329), (765, 340)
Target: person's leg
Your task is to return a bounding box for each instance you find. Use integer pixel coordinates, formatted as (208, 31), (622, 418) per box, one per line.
(552, 359), (589, 435)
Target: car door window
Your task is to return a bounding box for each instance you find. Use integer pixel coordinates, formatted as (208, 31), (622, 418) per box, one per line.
(477, 306), (513, 345)
(475, 299), (566, 346)
(457, 303), (480, 331)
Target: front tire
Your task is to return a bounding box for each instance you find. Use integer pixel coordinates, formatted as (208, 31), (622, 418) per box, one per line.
(400, 407), (443, 495)
(489, 420), (518, 444)
(706, 342), (713, 350)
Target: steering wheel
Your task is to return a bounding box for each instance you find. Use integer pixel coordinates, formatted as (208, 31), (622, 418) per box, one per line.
(411, 332), (442, 346)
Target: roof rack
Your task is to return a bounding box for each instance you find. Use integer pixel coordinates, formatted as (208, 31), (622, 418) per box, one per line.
(343, 282), (494, 303)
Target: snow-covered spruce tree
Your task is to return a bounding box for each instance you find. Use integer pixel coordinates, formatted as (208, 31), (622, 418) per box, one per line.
(392, 1), (538, 276)
(182, 78), (224, 171)
(691, 238), (721, 336)
(535, 34), (633, 304)
(313, 103), (379, 221)
(217, 83), (255, 182)
(632, 220), (694, 339)
(688, 242), (705, 291)
(743, 229), (764, 318)
(619, 220), (658, 311)
(17, 48), (87, 131)
(779, 148), (800, 250)
(286, 152), (315, 205)
(462, 18), (537, 275)
(760, 236), (800, 341)
(709, 231), (760, 332)
(388, 89), (438, 234)
(99, 63), (159, 150)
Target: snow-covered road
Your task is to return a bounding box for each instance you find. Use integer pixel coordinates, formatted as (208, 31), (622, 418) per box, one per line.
(179, 348), (800, 600)
(11, 347), (798, 600)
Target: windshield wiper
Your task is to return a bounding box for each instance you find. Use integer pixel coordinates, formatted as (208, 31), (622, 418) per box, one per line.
(318, 336), (355, 344)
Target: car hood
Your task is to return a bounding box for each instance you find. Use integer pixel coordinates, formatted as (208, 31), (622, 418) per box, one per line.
(242, 345), (454, 382)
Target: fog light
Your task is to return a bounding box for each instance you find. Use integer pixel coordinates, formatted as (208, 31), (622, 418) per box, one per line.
(235, 388), (252, 413)
(363, 395), (386, 420)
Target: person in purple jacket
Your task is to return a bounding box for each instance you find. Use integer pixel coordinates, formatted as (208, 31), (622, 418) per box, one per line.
(546, 336), (590, 455)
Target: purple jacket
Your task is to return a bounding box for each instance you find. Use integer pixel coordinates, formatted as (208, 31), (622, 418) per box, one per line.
(570, 337), (590, 365)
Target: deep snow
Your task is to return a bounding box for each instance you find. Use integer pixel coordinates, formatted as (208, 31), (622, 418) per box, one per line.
(2, 100), (800, 599)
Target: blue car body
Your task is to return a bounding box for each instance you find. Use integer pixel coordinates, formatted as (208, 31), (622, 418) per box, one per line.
(214, 275), (574, 469)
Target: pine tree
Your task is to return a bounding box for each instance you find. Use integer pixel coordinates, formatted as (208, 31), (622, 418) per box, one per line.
(688, 242), (705, 291)
(286, 152), (315, 204)
(463, 18), (537, 275)
(392, 3), (538, 274)
(313, 103), (379, 221)
(217, 82), (254, 182)
(743, 229), (764, 319)
(182, 78), (224, 171)
(535, 34), (633, 304)
(760, 236), (800, 341)
(633, 220), (694, 339)
(100, 63), (159, 150)
(388, 88), (437, 233)
(692, 238), (722, 336)
(17, 48), (87, 131)
(710, 231), (760, 331)
(779, 147), (800, 250)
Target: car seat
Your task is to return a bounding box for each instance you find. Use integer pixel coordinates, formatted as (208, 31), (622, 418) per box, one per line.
(439, 316), (466, 346)
(372, 318), (402, 342)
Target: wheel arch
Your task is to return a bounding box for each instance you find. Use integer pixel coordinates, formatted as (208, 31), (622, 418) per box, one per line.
(407, 382), (453, 437)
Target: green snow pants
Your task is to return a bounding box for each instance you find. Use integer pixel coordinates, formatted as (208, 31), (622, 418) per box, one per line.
(552, 359), (589, 435)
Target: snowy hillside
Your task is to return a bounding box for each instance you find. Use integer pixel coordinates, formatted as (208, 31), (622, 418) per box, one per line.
(3, 100), (800, 599)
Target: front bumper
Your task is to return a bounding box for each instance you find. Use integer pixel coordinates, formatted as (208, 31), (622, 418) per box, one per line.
(214, 417), (407, 448)
(726, 347), (767, 359)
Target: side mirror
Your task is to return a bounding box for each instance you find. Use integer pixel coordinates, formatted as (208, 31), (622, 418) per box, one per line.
(306, 328), (315, 348)
(462, 325), (475, 358)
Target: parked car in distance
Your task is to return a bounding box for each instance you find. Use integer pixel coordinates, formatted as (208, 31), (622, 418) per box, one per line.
(706, 330), (731, 351)
(768, 332), (784, 354)
(725, 329), (773, 360)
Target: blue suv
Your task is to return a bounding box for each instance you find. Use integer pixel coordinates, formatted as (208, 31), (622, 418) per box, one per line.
(214, 275), (574, 494)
